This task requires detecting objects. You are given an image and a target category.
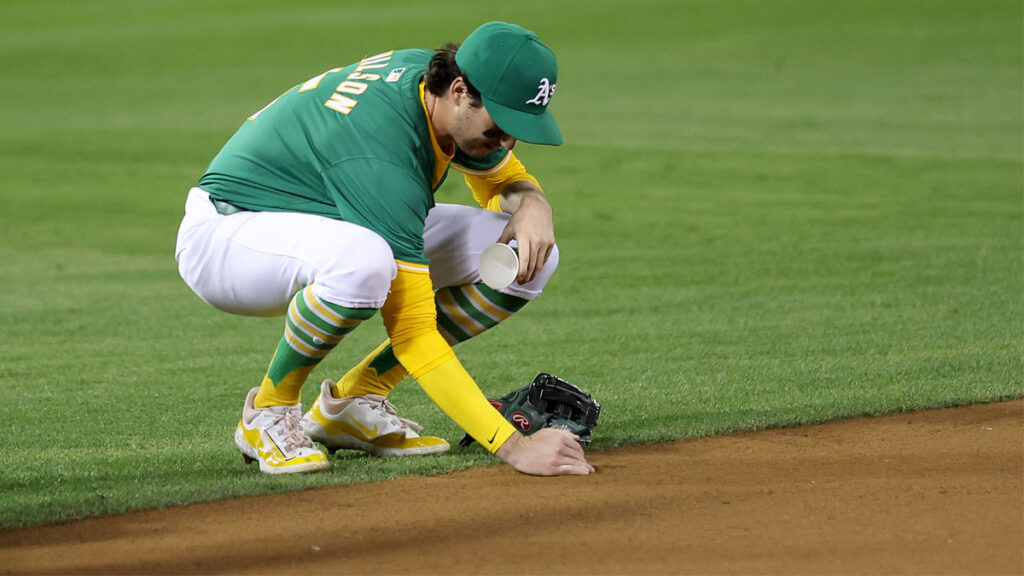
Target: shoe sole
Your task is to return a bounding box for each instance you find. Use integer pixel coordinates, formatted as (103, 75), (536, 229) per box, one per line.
(320, 434), (451, 457)
(302, 420), (450, 457)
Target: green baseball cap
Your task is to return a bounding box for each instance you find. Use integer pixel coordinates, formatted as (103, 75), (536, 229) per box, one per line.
(456, 22), (563, 146)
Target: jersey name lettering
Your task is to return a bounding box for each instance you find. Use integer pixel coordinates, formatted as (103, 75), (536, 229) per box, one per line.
(323, 51), (394, 115)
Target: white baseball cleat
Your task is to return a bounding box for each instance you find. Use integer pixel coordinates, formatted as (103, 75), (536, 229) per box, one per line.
(302, 380), (450, 457)
(235, 387), (330, 475)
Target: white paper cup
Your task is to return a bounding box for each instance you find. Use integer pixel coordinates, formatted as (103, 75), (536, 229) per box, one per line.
(479, 243), (519, 290)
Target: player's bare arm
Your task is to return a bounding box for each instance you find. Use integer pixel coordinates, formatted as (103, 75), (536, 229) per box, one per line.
(498, 181), (555, 284)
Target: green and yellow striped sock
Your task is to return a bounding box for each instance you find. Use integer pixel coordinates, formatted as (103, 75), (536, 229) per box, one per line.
(254, 286), (377, 408)
(434, 282), (528, 344)
(336, 283), (528, 397)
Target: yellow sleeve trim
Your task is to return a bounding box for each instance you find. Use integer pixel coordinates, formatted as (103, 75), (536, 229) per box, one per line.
(394, 259), (430, 274)
(453, 151), (541, 211)
(451, 153), (514, 176)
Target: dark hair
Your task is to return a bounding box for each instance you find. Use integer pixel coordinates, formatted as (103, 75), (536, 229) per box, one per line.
(425, 42), (482, 106)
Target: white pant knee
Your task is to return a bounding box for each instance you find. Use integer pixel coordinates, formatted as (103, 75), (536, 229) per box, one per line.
(308, 231), (396, 308)
(516, 241), (559, 298)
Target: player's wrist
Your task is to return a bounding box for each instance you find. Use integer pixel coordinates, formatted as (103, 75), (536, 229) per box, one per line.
(515, 189), (550, 212)
(499, 182), (547, 214)
(494, 431), (525, 467)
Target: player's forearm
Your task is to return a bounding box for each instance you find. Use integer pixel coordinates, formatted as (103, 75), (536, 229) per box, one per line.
(414, 356), (516, 453)
(499, 180), (549, 215)
(387, 327), (516, 454)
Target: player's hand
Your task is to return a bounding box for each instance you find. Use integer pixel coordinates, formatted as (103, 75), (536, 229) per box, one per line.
(495, 429), (594, 476)
(498, 191), (554, 285)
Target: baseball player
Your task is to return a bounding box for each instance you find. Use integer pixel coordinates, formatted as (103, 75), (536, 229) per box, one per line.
(174, 22), (593, 476)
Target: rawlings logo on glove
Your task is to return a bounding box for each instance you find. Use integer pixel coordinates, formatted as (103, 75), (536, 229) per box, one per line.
(461, 373), (601, 447)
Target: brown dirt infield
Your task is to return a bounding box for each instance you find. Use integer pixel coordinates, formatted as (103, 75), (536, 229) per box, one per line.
(2, 400), (1021, 575)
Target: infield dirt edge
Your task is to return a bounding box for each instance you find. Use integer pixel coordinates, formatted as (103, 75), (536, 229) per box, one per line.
(2, 399), (1021, 575)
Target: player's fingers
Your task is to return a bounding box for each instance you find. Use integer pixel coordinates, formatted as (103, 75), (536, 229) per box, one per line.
(565, 443), (587, 462)
(557, 429), (583, 444)
(527, 244), (544, 283)
(517, 238), (532, 283)
(557, 450), (598, 473)
(525, 239), (548, 284)
(530, 241), (554, 284)
(557, 433), (587, 459)
(556, 464), (592, 476)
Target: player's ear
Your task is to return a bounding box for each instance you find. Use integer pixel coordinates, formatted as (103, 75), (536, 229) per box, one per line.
(450, 77), (469, 104)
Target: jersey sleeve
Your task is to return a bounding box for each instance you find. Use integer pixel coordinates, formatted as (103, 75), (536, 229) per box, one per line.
(321, 157), (433, 264)
(451, 149), (542, 212)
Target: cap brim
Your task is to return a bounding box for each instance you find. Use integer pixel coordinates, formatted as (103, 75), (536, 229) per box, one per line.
(482, 97), (563, 146)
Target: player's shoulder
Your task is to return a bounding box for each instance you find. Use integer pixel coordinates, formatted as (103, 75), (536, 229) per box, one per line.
(346, 48), (432, 83)
(288, 48), (431, 101)
(389, 48), (434, 67)
(372, 48), (432, 96)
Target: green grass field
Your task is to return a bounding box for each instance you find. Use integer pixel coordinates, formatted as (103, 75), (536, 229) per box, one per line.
(1, 0), (1020, 530)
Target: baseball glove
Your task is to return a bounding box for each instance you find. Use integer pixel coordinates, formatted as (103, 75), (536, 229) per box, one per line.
(460, 373), (601, 447)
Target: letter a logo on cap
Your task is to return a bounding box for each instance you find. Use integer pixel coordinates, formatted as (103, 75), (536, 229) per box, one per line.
(525, 78), (556, 107)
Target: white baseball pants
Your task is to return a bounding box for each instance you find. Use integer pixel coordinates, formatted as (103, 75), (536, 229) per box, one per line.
(174, 188), (558, 316)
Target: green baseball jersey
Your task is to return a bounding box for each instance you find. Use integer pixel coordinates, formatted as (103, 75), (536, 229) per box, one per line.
(199, 49), (517, 265)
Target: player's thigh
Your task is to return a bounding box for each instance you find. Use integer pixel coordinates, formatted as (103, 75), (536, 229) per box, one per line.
(177, 193), (395, 316)
(423, 203), (558, 299)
